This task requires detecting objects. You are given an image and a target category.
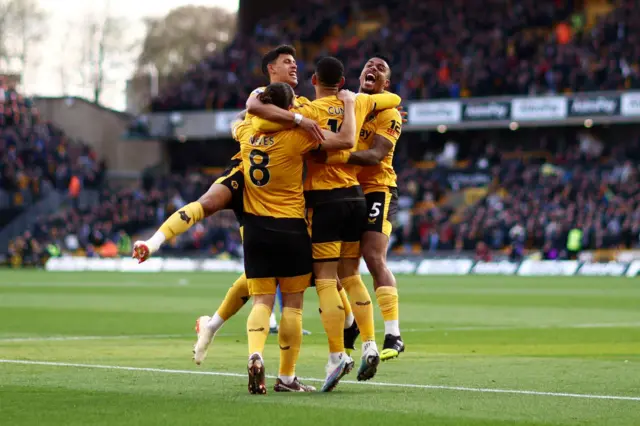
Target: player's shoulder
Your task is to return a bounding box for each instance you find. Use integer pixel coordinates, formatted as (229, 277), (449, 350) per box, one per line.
(295, 95), (311, 107)
(250, 86), (266, 97)
(376, 105), (403, 121)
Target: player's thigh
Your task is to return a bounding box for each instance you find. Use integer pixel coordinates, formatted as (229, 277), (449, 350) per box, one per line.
(208, 160), (245, 221)
(364, 188), (397, 238)
(340, 199), (367, 259)
(309, 203), (343, 262)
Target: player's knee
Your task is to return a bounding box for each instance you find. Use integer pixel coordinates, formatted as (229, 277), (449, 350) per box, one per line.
(253, 294), (275, 308)
(282, 292), (304, 309)
(198, 185), (231, 216)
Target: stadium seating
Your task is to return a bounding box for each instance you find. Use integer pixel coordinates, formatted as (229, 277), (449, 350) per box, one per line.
(0, 80), (104, 228)
(151, 0), (640, 112)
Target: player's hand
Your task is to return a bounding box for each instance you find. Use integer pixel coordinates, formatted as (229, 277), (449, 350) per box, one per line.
(299, 117), (325, 142)
(338, 89), (356, 103)
(397, 105), (408, 123)
(132, 241), (151, 264)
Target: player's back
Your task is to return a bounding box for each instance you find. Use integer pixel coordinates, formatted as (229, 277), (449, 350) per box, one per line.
(235, 121), (318, 220)
(303, 95), (374, 204)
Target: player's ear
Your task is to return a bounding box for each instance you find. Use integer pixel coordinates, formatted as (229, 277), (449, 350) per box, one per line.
(384, 79), (390, 90)
(311, 73), (317, 86)
(338, 76), (345, 88)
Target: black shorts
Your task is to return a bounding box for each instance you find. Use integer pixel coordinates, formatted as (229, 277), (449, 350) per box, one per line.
(243, 214), (313, 280)
(214, 159), (245, 225)
(307, 199), (367, 261)
(364, 187), (398, 237)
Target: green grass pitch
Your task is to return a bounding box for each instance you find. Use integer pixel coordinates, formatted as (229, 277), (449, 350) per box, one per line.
(1, 270), (639, 425)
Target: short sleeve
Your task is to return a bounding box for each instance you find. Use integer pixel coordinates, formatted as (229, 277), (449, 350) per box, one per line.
(374, 108), (402, 145)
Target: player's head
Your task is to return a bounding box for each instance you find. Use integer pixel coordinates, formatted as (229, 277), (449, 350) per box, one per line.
(359, 55), (391, 94)
(311, 56), (345, 90)
(261, 45), (298, 87)
(258, 82), (296, 110)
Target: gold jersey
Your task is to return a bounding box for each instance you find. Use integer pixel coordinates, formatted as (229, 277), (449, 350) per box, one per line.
(356, 107), (402, 192)
(232, 120), (319, 219)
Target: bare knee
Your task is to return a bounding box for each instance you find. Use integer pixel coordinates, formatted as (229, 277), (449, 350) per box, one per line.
(254, 294), (275, 308)
(282, 292), (304, 309)
(338, 258), (360, 280)
(198, 184), (232, 217)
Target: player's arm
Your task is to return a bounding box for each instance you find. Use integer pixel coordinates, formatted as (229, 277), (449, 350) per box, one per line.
(247, 96), (324, 141)
(360, 92), (402, 112)
(317, 90), (357, 150)
(346, 136), (393, 165)
(349, 109), (401, 164)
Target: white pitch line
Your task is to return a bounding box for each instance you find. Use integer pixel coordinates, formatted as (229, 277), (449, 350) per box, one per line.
(0, 334), (190, 343)
(0, 359), (638, 402)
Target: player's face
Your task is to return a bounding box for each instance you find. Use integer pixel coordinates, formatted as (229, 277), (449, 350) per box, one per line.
(271, 54), (298, 87)
(359, 58), (390, 94)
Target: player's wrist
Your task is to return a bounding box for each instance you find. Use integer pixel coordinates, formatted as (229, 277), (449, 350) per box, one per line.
(293, 113), (303, 125)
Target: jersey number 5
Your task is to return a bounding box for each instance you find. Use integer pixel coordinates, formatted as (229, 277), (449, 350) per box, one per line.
(249, 149), (270, 186)
(369, 202), (382, 217)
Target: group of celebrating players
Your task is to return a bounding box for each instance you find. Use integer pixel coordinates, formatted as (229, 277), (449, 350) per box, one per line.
(132, 45), (405, 394)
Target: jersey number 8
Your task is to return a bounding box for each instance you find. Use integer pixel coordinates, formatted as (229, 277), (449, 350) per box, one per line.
(249, 149), (270, 186)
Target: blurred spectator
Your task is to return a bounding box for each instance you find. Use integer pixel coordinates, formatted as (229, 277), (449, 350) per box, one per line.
(151, 0), (640, 112)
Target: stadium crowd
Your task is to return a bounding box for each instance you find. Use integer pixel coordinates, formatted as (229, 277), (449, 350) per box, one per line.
(0, 79), (104, 215)
(5, 172), (242, 267)
(392, 131), (640, 259)
(151, 0), (640, 112)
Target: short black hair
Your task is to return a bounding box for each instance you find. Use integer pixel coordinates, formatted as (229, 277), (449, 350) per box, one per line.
(261, 45), (296, 76)
(371, 53), (392, 79)
(258, 82), (295, 110)
(315, 57), (345, 87)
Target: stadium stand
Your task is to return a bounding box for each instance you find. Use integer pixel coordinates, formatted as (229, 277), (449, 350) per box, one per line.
(5, 172), (241, 267)
(150, 0), (640, 112)
(5, 0), (640, 267)
(0, 79), (105, 229)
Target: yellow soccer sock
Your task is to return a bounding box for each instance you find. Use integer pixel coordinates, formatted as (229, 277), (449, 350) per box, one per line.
(375, 286), (400, 336)
(215, 274), (250, 321)
(247, 303), (271, 356)
(338, 287), (354, 328)
(315, 279), (345, 353)
(278, 307), (303, 377)
(342, 275), (375, 342)
(159, 202), (204, 240)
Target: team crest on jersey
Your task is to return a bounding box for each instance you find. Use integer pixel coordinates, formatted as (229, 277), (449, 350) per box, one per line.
(368, 217), (376, 224)
(179, 211), (191, 224)
(366, 112), (377, 122)
(231, 180), (239, 190)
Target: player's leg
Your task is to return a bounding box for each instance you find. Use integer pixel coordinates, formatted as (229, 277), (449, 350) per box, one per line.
(246, 278), (276, 395)
(339, 199), (379, 381)
(273, 274), (315, 392)
(362, 189), (404, 360)
(133, 181), (233, 261)
(338, 278), (358, 332)
(193, 273), (249, 364)
(192, 168), (250, 364)
(309, 205), (354, 392)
